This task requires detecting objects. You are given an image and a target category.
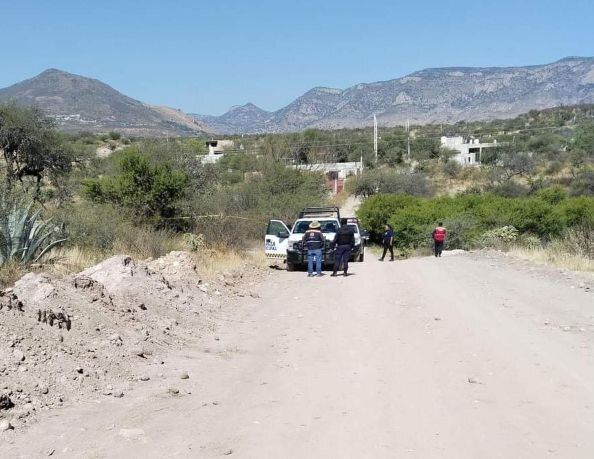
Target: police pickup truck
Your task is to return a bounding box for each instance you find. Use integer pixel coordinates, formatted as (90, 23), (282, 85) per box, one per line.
(265, 207), (367, 270)
(265, 207), (341, 271)
(341, 217), (367, 262)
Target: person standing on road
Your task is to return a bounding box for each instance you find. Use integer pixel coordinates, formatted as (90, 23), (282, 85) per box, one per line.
(303, 221), (325, 277)
(379, 224), (395, 261)
(331, 224), (355, 277)
(432, 222), (447, 257)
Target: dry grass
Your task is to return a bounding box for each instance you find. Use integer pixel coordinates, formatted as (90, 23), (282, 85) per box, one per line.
(0, 261), (26, 289)
(34, 240), (268, 282)
(40, 246), (107, 278)
(508, 245), (594, 275)
(191, 245), (268, 276)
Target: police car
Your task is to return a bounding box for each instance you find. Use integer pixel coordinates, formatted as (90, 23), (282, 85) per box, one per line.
(341, 217), (368, 262)
(265, 207), (341, 271)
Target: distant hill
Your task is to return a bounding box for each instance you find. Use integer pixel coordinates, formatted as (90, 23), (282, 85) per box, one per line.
(0, 69), (208, 136)
(193, 103), (272, 134)
(200, 57), (594, 134)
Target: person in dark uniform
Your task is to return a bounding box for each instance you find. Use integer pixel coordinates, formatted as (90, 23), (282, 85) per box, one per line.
(302, 221), (325, 277)
(379, 224), (394, 261)
(331, 224), (355, 277)
(432, 222), (447, 257)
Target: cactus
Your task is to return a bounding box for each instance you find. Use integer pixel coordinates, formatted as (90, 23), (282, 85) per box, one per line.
(0, 198), (66, 266)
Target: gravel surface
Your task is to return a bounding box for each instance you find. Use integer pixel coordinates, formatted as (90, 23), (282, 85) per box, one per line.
(2, 250), (593, 458)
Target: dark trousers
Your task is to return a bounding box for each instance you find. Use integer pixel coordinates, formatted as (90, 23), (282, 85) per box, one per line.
(333, 244), (352, 273)
(434, 240), (444, 257)
(380, 244), (394, 261)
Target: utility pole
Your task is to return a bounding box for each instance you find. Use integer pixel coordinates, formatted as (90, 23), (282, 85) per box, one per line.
(373, 114), (378, 163)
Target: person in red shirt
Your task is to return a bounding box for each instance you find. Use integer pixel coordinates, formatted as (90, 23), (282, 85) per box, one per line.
(432, 222), (446, 257)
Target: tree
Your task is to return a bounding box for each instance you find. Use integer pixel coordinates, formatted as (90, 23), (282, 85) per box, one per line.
(82, 149), (189, 222)
(0, 104), (71, 195)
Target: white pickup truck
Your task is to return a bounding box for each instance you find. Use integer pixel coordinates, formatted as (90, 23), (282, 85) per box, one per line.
(265, 207), (341, 271)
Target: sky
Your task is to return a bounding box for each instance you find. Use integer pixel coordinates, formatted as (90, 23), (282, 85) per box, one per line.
(1, 0), (593, 115)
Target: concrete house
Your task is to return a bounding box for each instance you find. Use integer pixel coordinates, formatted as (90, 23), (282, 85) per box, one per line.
(201, 139), (235, 164)
(440, 136), (498, 166)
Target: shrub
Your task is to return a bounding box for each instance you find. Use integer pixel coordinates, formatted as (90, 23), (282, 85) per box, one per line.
(443, 160), (462, 178)
(477, 226), (519, 248)
(82, 149), (189, 223)
(535, 186), (567, 204)
(350, 169), (431, 197)
(0, 196), (65, 266)
(492, 181), (529, 198)
(569, 170), (594, 196)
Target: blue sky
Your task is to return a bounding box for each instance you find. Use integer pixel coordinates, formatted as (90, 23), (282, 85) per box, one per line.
(1, 0), (593, 115)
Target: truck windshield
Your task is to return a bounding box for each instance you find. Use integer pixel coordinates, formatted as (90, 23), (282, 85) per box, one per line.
(293, 220), (339, 234)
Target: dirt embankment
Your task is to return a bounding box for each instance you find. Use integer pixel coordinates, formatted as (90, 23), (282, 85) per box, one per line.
(0, 251), (263, 431)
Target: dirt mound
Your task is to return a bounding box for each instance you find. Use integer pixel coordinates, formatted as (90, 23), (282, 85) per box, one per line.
(0, 252), (260, 430)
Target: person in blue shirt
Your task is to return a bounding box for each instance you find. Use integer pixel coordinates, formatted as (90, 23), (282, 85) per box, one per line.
(302, 221), (325, 277)
(379, 224), (394, 261)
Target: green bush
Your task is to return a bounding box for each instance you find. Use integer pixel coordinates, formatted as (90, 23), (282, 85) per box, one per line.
(357, 192), (591, 250)
(350, 169), (431, 197)
(477, 226), (519, 249)
(82, 149), (189, 223)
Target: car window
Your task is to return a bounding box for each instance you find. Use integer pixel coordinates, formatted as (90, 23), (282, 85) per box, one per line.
(321, 221), (339, 233)
(292, 220), (338, 234)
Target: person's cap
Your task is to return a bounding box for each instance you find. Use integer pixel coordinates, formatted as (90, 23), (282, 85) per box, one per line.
(309, 221), (321, 229)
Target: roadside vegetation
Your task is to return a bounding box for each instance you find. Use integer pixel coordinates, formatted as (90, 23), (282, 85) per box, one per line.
(1, 103), (593, 285)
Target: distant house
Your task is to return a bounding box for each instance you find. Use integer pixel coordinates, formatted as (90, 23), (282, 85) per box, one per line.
(440, 136), (499, 166)
(293, 160), (364, 194)
(201, 139), (235, 164)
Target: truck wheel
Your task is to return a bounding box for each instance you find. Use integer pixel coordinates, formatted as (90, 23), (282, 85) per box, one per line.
(286, 262), (296, 272)
(358, 251), (365, 262)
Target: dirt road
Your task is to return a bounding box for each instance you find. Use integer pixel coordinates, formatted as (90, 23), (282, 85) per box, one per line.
(5, 252), (594, 458)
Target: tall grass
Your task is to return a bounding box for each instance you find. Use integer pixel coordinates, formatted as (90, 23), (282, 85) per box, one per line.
(508, 244), (594, 274)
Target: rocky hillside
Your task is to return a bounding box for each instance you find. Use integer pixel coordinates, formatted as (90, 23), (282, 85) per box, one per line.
(0, 69), (208, 136)
(202, 57), (594, 133)
(193, 103), (272, 134)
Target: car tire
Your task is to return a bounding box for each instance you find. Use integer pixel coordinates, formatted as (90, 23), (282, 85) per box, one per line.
(286, 262), (296, 272)
(358, 251), (365, 262)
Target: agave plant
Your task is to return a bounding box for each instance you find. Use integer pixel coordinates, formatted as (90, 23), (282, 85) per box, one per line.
(0, 199), (66, 266)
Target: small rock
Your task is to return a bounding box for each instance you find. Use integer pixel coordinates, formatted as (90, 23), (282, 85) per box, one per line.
(224, 449), (233, 455)
(75, 367), (84, 374)
(139, 376), (150, 381)
(130, 347), (148, 358)
(0, 419), (13, 431)
(467, 377), (482, 384)
(38, 386), (49, 395)
(113, 391), (124, 398)
(13, 349), (25, 362)
(249, 292), (260, 299)
(180, 372), (190, 380)
(119, 428), (145, 439)
(0, 394), (14, 410)
(168, 387), (180, 395)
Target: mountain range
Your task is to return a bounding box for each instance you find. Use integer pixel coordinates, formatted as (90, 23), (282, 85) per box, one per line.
(198, 56), (594, 133)
(0, 69), (208, 136)
(1, 57), (593, 136)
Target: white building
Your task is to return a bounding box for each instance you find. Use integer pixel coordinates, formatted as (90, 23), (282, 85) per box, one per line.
(440, 136), (498, 166)
(201, 139), (235, 164)
(292, 160), (364, 179)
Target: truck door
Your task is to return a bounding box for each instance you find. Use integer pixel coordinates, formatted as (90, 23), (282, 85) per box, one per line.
(265, 220), (290, 260)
